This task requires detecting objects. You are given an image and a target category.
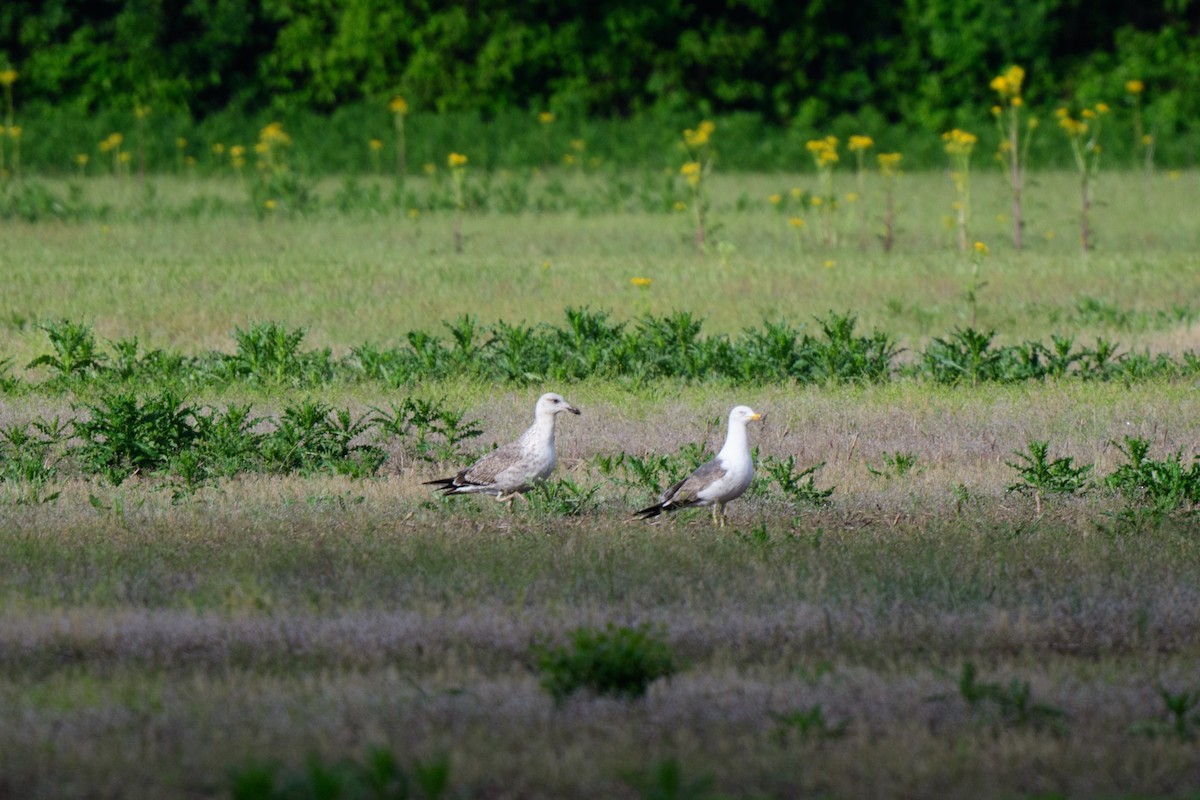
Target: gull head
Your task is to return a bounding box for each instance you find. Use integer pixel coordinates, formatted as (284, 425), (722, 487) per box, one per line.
(729, 405), (764, 426)
(536, 392), (581, 418)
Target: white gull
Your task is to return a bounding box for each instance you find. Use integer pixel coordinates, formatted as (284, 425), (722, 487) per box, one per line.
(634, 405), (763, 526)
(425, 392), (580, 503)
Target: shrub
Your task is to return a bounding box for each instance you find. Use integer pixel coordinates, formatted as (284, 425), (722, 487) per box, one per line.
(535, 623), (677, 703)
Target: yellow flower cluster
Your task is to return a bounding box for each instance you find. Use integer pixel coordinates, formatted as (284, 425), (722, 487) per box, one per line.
(683, 120), (715, 149)
(0, 69), (17, 87)
(680, 160), (702, 186)
(448, 152), (468, 168)
(389, 96), (409, 114)
(258, 122), (291, 147)
(369, 138), (383, 152)
(98, 132), (124, 153)
(989, 65), (1026, 100)
(1056, 104), (1107, 137)
(134, 103), (151, 120)
(847, 135), (874, 152)
(538, 111), (555, 124)
(942, 129), (977, 156)
(806, 136), (839, 165)
(630, 277), (652, 288)
(6, 125), (19, 139)
(229, 145), (247, 169)
(1125, 79), (1144, 95)
(877, 152), (902, 175)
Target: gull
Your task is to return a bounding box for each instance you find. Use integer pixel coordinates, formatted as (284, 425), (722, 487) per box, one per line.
(424, 392), (580, 503)
(634, 405), (764, 527)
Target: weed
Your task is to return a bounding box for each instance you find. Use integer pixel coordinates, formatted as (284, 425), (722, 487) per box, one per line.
(0, 419), (65, 504)
(229, 747), (450, 800)
(371, 397), (482, 464)
(868, 450), (921, 479)
(1129, 687), (1200, 742)
(535, 623), (677, 703)
(762, 455), (833, 506)
(228, 322), (332, 386)
(75, 390), (201, 484)
(770, 705), (848, 742)
(1005, 440), (1093, 514)
(949, 662), (1068, 734)
(1105, 436), (1200, 522)
(27, 319), (107, 379)
(261, 400), (385, 477)
(622, 757), (715, 800)
(527, 476), (601, 516)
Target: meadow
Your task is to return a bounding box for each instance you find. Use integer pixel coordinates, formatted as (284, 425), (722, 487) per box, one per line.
(2, 164), (1200, 799)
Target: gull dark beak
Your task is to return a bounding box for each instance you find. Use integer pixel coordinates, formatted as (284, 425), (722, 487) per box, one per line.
(567, 404), (581, 415)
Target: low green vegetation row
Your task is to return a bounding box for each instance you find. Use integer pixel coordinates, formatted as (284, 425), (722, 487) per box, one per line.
(6, 313), (1199, 395)
(3, 376), (1197, 527)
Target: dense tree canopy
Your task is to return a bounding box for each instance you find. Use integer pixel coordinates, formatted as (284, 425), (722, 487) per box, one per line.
(1, 0), (1198, 130)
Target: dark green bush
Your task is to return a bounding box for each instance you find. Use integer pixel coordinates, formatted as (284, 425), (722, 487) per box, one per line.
(535, 623), (677, 703)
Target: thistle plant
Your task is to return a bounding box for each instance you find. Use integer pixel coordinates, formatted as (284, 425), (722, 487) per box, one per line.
(389, 95), (408, 181)
(0, 68), (14, 180)
(681, 120), (715, 252)
(942, 129), (978, 253)
(989, 65), (1036, 250)
(448, 151), (467, 253)
(805, 136), (838, 246)
(1056, 103), (1108, 254)
(877, 152), (902, 252)
(848, 135), (873, 249)
(1125, 79), (1152, 175)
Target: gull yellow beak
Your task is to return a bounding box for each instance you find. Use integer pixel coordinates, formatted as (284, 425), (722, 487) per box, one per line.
(749, 412), (763, 421)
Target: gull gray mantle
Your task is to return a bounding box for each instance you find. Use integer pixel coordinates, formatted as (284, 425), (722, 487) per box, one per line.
(635, 405), (763, 526)
(425, 393), (580, 502)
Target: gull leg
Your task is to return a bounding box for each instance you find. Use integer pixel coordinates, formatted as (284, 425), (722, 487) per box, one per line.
(711, 505), (720, 527)
(718, 503), (727, 528)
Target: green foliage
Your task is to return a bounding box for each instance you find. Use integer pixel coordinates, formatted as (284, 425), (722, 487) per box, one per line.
(1105, 436), (1200, 521)
(952, 662), (1068, 734)
(868, 451), (921, 479)
(229, 747), (450, 800)
(260, 400), (385, 478)
(535, 623), (677, 703)
(229, 322), (332, 386)
(1130, 687), (1200, 742)
(0, 418), (65, 504)
(762, 455), (833, 506)
(27, 319), (107, 379)
(1005, 440), (1093, 498)
(770, 705), (848, 742)
(622, 757), (715, 800)
(370, 397), (482, 464)
(526, 476), (601, 517)
(75, 390), (201, 484)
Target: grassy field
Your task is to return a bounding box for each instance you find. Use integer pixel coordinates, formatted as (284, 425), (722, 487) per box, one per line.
(2, 169), (1200, 799)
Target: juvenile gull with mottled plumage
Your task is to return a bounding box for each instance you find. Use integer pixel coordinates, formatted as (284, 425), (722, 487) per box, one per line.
(424, 392), (580, 502)
(634, 405), (763, 526)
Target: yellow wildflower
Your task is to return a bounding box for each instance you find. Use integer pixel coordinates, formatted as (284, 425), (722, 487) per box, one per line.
(788, 217), (805, 228)
(1142, 134), (1154, 146)
(264, 199), (277, 210)
(134, 104), (151, 119)
(810, 196), (823, 207)
(389, 96), (409, 114)
(845, 192), (858, 203)
(877, 152), (903, 175)
(175, 137), (187, 150)
(570, 139), (586, 152)
(673, 200), (687, 211)
(680, 161), (702, 186)
(789, 187), (804, 199)
(74, 153), (88, 167)
(422, 162), (436, 175)
(408, 208), (420, 219)
(1125, 79), (1144, 95)
(212, 143), (226, 156)
(974, 241), (989, 255)
(229, 145), (246, 158)
(768, 193), (782, 205)
(369, 138), (383, 151)
(1095, 103), (1110, 114)
(631, 277), (653, 288)
(1012, 96), (1024, 107)
(0, 69), (17, 86)
(848, 135), (874, 152)
(991, 105), (1002, 116)
(822, 260), (835, 269)
(1081, 108), (1096, 119)
(942, 129), (977, 156)
(683, 120), (714, 148)
(538, 111), (555, 124)
(6, 125), (19, 139)
(447, 152), (468, 168)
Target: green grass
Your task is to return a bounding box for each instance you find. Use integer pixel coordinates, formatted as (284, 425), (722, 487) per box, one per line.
(2, 170), (1200, 798)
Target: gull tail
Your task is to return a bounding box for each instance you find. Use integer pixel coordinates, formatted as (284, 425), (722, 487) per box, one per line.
(423, 477), (462, 495)
(633, 502), (667, 520)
